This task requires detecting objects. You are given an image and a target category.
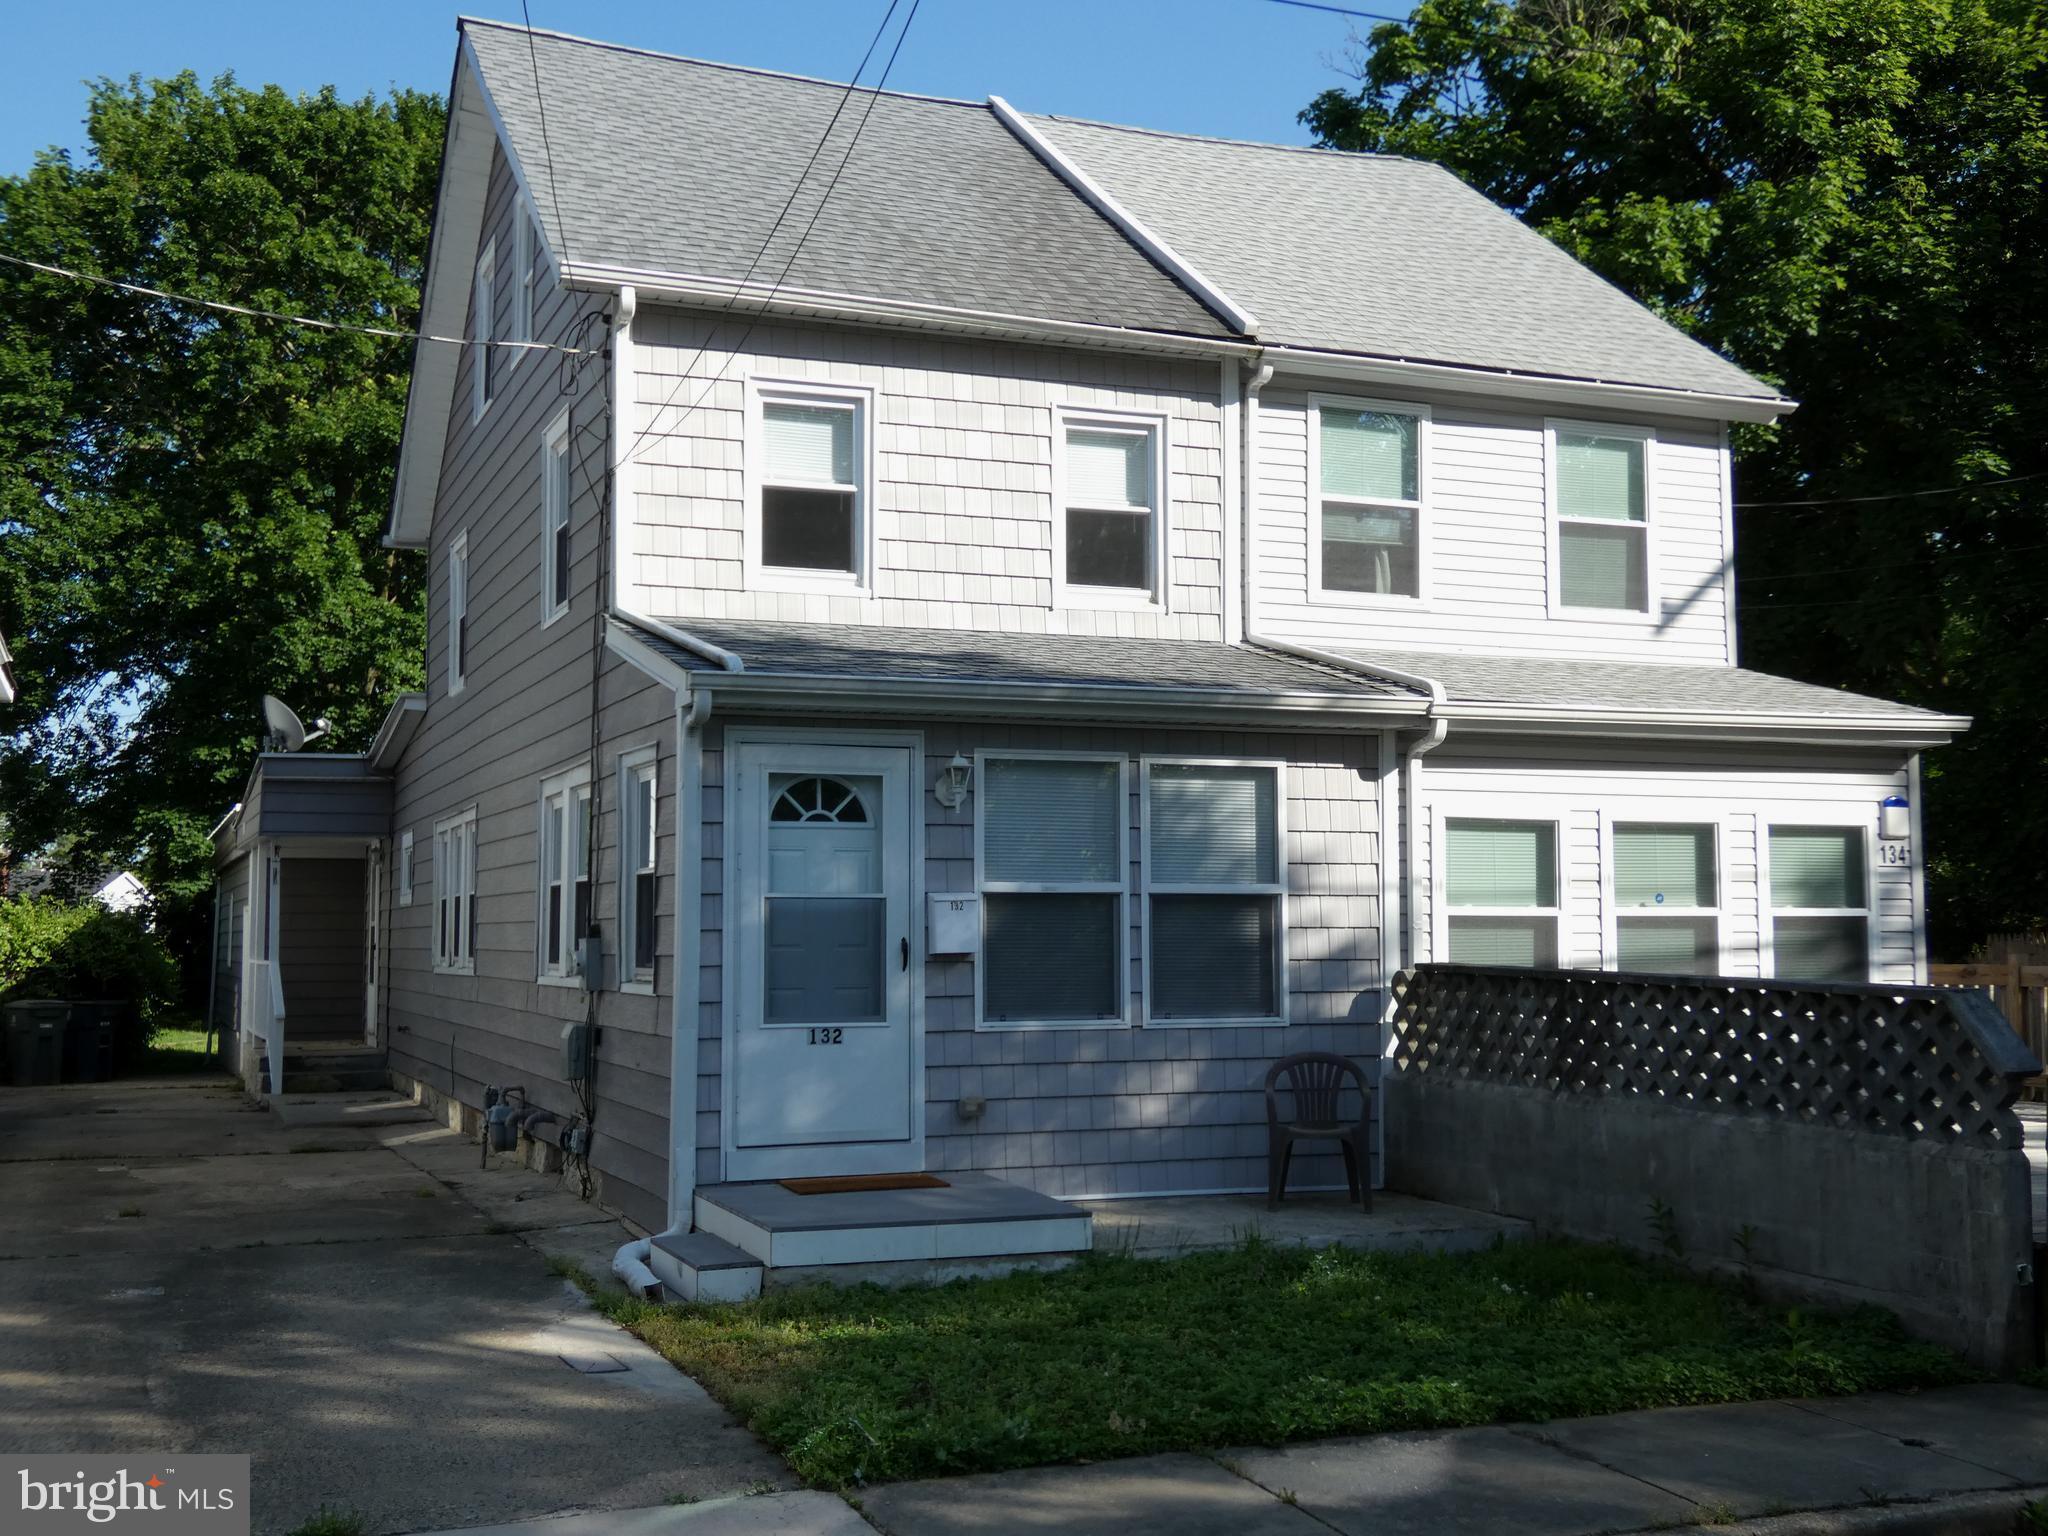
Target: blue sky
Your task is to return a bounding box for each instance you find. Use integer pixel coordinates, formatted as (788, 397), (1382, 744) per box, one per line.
(5, 0), (1373, 173)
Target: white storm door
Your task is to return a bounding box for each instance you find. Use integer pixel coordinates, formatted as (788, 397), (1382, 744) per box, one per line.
(730, 741), (919, 1180)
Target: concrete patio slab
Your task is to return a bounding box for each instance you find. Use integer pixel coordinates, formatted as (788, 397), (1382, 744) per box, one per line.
(858, 1452), (1329, 1535)
(1533, 1399), (2014, 1518)
(272, 1089), (436, 1128)
(1083, 1189), (1530, 1257)
(1792, 1385), (2048, 1485)
(1224, 1424), (1696, 1536)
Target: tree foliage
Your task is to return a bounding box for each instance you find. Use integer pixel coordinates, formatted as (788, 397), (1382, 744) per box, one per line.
(1303, 0), (2048, 948)
(0, 74), (443, 908)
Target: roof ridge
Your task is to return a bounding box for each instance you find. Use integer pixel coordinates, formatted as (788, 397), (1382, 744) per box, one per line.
(1031, 110), (1440, 169)
(457, 15), (990, 111)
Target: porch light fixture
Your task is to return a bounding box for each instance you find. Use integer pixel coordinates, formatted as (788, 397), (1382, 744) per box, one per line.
(1880, 794), (1910, 840)
(934, 753), (973, 810)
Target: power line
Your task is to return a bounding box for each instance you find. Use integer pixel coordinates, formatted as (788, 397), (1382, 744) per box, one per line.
(520, 0), (572, 271)
(0, 250), (591, 355)
(1261, 0), (1641, 63)
(620, 0), (922, 468)
(1733, 470), (2048, 508)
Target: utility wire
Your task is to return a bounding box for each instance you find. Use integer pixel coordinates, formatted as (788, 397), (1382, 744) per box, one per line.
(620, 0), (922, 468)
(1262, 0), (1642, 63)
(1733, 470), (2048, 508)
(520, 0), (573, 270)
(0, 250), (591, 355)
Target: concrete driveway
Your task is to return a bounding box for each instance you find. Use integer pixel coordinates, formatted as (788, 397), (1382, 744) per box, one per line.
(0, 1075), (785, 1536)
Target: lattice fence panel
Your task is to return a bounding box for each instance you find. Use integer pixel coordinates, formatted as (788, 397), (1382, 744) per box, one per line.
(1390, 965), (2040, 1149)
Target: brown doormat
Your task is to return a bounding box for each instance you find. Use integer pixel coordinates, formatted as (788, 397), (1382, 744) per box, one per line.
(779, 1173), (951, 1195)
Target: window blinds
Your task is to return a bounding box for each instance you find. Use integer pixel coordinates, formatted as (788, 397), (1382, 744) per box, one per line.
(764, 402), (853, 484)
(984, 758), (1120, 883)
(1320, 408), (1416, 501)
(1769, 828), (1863, 909)
(1445, 820), (1556, 908)
(1148, 764), (1276, 885)
(1066, 428), (1149, 508)
(1556, 434), (1644, 522)
(1613, 825), (1714, 908)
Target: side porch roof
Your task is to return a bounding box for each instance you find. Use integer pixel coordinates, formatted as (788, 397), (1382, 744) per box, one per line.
(214, 753), (393, 864)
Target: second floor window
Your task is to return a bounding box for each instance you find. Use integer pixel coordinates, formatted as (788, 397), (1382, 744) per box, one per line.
(514, 211), (541, 357)
(542, 410), (571, 623)
(1059, 416), (1161, 599)
(1313, 398), (1425, 600)
(1552, 425), (1652, 613)
(472, 241), (496, 420)
(447, 532), (469, 695)
(397, 830), (414, 907)
(757, 391), (863, 577)
(539, 767), (592, 981)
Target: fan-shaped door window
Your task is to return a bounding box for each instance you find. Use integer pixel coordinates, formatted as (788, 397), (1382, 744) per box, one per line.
(771, 776), (869, 824)
(765, 774), (883, 1025)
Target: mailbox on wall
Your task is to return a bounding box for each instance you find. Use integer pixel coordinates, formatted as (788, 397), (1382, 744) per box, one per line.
(927, 893), (980, 956)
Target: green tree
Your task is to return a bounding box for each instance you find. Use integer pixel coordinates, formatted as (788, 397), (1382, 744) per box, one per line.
(1303, 0), (2048, 949)
(0, 74), (443, 926)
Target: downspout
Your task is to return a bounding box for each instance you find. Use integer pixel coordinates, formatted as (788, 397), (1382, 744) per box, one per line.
(665, 683), (714, 1236)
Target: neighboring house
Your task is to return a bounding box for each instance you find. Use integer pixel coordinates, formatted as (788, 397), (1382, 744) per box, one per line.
(213, 20), (1962, 1248)
(92, 871), (149, 914)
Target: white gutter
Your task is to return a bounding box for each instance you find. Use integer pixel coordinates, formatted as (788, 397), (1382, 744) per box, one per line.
(987, 98), (1260, 337)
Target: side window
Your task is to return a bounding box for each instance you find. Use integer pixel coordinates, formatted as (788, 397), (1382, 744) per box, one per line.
(619, 750), (659, 985)
(1550, 424), (1653, 614)
(538, 767), (593, 981)
(542, 410), (571, 623)
(1056, 410), (1165, 604)
(433, 810), (477, 973)
(447, 531), (469, 696)
(1310, 397), (1426, 601)
(1611, 823), (1719, 974)
(1768, 826), (1869, 983)
(471, 241), (496, 421)
(749, 383), (868, 588)
(977, 755), (1126, 1027)
(1143, 761), (1287, 1024)
(513, 211), (540, 357)
(1444, 818), (1559, 966)
(397, 830), (415, 907)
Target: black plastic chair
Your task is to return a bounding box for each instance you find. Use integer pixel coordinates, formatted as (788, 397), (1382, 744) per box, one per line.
(1264, 1052), (1373, 1211)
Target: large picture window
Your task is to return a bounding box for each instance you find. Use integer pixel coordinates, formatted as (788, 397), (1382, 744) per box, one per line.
(1611, 822), (1719, 974)
(433, 809), (477, 973)
(977, 754), (1126, 1027)
(750, 382), (868, 584)
(1143, 761), (1286, 1024)
(538, 767), (593, 982)
(1057, 411), (1164, 601)
(1769, 826), (1869, 982)
(1551, 425), (1652, 613)
(1444, 818), (1559, 966)
(1311, 397), (1425, 600)
(619, 750), (658, 986)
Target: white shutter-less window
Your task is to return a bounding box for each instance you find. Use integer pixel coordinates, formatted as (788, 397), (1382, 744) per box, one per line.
(764, 403), (854, 485)
(1145, 762), (1284, 1023)
(1066, 428), (1149, 508)
(1148, 764), (1277, 885)
(1320, 409), (1416, 501)
(983, 758), (1121, 884)
(1556, 434), (1645, 522)
(1446, 820), (1556, 908)
(1769, 828), (1863, 909)
(1613, 825), (1714, 908)
(1554, 431), (1649, 612)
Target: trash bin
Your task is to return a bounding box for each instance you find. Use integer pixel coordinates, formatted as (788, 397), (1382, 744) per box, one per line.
(4, 1001), (70, 1086)
(64, 1001), (121, 1082)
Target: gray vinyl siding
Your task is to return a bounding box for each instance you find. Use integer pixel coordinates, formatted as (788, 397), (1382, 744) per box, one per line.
(279, 857), (365, 1040)
(1413, 734), (1920, 984)
(694, 717), (1388, 1197)
(385, 138), (677, 1230)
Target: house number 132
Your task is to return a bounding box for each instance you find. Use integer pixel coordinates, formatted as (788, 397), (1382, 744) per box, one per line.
(807, 1027), (845, 1045)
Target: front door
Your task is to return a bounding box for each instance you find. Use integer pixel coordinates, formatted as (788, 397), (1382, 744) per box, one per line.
(729, 738), (920, 1181)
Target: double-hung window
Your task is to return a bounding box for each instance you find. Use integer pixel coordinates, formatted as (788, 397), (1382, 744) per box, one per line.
(1550, 423), (1653, 614)
(1611, 822), (1720, 974)
(750, 381), (868, 585)
(538, 766), (593, 982)
(541, 410), (571, 623)
(1311, 396), (1425, 600)
(472, 241), (496, 420)
(618, 749), (658, 986)
(977, 754), (1126, 1027)
(1142, 761), (1287, 1024)
(1443, 818), (1560, 966)
(513, 211), (541, 360)
(397, 830), (414, 907)
(447, 531), (469, 695)
(433, 809), (477, 973)
(1768, 826), (1869, 982)
(1057, 409), (1165, 603)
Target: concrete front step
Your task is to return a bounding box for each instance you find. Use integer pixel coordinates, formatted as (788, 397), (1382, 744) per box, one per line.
(649, 1231), (764, 1303)
(260, 1048), (389, 1096)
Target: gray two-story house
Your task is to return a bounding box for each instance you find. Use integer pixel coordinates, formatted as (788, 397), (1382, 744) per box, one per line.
(212, 18), (1964, 1287)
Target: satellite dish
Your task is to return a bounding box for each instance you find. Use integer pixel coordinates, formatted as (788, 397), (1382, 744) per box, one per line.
(261, 695), (330, 753)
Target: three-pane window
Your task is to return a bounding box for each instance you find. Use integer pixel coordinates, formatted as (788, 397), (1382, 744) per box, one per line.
(1061, 420), (1160, 596)
(1315, 400), (1424, 599)
(1769, 826), (1868, 982)
(1553, 428), (1651, 612)
(542, 412), (571, 621)
(1144, 762), (1285, 1022)
(978, 756), (1125, 1025)
(1444, 818), (1559, 966)
(620, 755), (658, 983)
(539, 770), (592, 980)
(759, 397), (860, 574)
(1612, 822), (1719, 974)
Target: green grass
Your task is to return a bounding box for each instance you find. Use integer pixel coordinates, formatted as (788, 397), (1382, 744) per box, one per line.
(133, 1023), (220, 1076)
(573, 1237), (1973, 1489)
(284, 1510), (365, 1536)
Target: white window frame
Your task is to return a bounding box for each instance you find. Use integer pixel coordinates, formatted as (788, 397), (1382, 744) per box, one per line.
(471, 240), (496, 422)
(1759, 820), (1878, 983)
(1545, 418), (1660, 622)
(540, 407), (572, 626)
(743, 375), (876, 596)
(432, 808), (477, 975)
(1139, 756), (1289, 1029)
(397, 829), (414, 907)
(617, 745), (659, 993)
(1305, 392), (1431, 608)
(1051, 404), (1170, 612)
(1598, 813), (1728, 975)
(446, 530), (469, 697)
(511, 207), (539, 365)
(1432, 807), (1565, 968)
(536, 761), (594, 986)
(973, 749), (1130, 1031)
